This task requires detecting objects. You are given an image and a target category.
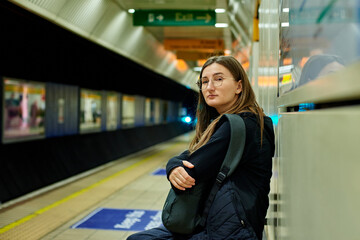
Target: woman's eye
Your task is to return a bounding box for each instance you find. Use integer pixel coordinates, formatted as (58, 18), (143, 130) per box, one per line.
(215, 77), (223, 81)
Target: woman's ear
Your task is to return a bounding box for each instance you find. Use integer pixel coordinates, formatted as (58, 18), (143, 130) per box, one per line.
(236, 80), (242, 94)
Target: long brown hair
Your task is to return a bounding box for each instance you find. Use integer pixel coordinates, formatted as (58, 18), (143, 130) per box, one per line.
(189, 55), (265, 154)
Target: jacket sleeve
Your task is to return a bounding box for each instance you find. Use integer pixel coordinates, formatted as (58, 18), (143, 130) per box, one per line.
(185, 120), (231, 182)
(165, 150), (189, 179)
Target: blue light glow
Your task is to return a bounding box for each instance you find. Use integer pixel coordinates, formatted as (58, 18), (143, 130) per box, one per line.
(269, 115), (280, 125)
(181, 116), (192, 124)
(299, 103), (315, 112)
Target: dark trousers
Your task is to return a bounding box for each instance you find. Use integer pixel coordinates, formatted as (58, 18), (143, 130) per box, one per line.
(126, 225), (207, 240)
(126, 224), (257, 240)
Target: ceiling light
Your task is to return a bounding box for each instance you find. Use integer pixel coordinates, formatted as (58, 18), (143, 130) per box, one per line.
(128, 9), (135, 13)
(215, 23), (228, 28)
(193, 67), (202, 72)
(281, 22), (289, 27)
(215, 8), (226, 13)
(282, 8), (290, 13)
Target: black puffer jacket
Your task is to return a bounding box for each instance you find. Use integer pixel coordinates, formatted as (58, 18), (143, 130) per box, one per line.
(166, 113), (275, 240)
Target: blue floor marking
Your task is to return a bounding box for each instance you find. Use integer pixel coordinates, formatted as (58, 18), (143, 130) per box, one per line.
(152, 168), (166, 176)
(71, 208), (162, 231)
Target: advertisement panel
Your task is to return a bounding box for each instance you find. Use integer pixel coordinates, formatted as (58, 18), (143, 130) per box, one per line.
(3, 78), (45, 143)
(122, 95), (135, 127)
(80, 89), (102, 132)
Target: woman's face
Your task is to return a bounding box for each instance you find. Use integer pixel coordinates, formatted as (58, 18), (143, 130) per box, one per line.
(201, 63), (242, 114)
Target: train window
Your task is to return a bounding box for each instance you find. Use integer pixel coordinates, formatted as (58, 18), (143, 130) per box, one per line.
(279, 0), (356, 95)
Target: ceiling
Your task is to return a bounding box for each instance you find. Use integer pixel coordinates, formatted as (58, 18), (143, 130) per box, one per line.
(8, 0), (257, 90)
(113, 0), (256, 68)
(114, 0), (229, 43)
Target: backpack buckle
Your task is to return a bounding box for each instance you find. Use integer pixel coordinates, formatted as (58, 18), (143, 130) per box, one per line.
(216, 172), (226, 184)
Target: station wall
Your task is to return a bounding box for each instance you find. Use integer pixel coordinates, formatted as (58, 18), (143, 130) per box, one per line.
(0, 2), (196, 204)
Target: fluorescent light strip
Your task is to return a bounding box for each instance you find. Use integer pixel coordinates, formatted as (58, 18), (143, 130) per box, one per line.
(215, 23), (228, 28)
(215, 8), (226, 13)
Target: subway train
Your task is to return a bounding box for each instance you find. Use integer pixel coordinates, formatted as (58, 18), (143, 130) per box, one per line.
(1, 0), (360, 239)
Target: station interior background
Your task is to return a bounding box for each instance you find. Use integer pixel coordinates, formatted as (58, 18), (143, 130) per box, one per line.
(1, 0), (360, 239)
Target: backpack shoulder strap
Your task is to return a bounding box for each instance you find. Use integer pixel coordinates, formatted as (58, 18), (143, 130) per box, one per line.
(200, 114), (246, 226)
(221, 113), (246, 177)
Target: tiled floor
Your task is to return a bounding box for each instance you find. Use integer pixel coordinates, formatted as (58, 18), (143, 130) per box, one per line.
(43, 169), (170, 240)
(0, 132), (193, 240)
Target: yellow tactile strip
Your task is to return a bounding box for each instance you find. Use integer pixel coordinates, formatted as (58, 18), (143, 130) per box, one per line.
(0, 141), (185, 240)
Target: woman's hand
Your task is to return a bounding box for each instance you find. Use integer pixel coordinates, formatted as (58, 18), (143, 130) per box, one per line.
(169, 161), (195, 191)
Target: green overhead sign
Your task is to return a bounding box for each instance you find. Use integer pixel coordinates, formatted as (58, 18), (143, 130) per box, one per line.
(133, 10), (216, 26)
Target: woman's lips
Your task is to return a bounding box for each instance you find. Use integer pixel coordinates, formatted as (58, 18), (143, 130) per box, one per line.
(207, 94), (217, 99)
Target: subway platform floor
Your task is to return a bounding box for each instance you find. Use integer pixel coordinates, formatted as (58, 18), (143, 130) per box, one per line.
(0, 131), (273, 240)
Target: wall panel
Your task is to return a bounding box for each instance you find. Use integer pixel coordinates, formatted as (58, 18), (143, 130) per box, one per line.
(278, 107), (360, 239)
(46, 83), (79, 137)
